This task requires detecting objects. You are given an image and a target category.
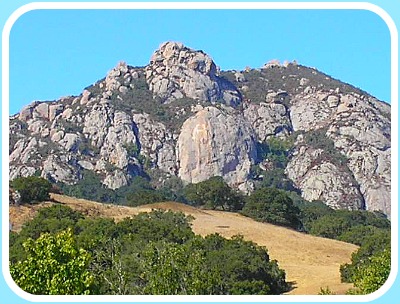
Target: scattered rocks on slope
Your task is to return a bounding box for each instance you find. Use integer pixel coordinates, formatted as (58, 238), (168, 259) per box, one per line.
(132, 112), (177, 175)
(290, 91), (338, 132)
(103, 170), (130, 190)
(99, 110), (138, 170)
(327, 95), (391, 216)
(244, 101), (291, 141)
(289, 91), (391, 216)
(286, 145), (364, 210)
(41, 155), (80, 184)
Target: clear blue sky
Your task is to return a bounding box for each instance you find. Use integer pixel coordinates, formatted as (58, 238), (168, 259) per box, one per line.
(9, 9), (391, 114)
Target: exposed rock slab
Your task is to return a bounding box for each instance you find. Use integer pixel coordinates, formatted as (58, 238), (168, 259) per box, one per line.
(177, 106), (256, 191)
(244, 102), (291, 141)
(286, 145), (364, 210)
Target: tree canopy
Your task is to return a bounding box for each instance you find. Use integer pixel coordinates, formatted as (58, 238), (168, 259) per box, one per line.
(10, 228), (95, 295)
(183, 176), (244, 211)
(11, 176), (52, 204)
(10, 206), (289, 295)
(241, 187), (301, 229)
(346, 249), (391, 295)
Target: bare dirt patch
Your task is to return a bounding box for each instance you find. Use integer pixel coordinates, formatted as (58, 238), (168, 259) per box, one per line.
(9, 194), (358, 295)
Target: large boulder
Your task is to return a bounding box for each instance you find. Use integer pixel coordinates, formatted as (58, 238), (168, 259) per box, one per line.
(177, 106), (257, 191)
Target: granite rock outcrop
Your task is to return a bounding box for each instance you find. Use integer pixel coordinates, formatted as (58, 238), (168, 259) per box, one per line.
(9, 41), (391, 216)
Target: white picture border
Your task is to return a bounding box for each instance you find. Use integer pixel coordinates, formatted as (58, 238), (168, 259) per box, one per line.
(2, 2), (398, 303)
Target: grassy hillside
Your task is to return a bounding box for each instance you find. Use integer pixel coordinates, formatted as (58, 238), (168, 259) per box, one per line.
(9, 193), (358, 295)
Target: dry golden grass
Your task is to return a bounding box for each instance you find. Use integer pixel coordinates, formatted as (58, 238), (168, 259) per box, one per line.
(9, 193), (358, 295)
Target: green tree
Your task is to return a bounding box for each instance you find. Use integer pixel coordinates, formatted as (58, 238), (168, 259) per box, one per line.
(142, 242), (222, 295)
(297, 200), (334, 232)
(19, 205), (84, 239)
(338, 225), (384, 246)
(309, 215), (351, 239)
(242, 187), (301, 229)
(340, 230), (390, 283)
(90, 238), (139, 295)
(307, 209), (390, 240)
(114, 210), (195, 244)
(124, 176), (169, 206)
(10, 206), (290, 295)
(75, 217), (116, 250)
(10, 205), (85, 263)
(11, 176), (52, 204)
(183, 176), (244, 211)
(126, 189), (166, 206)
(256, 137), (294, 168)
(346, 249), (391, 294)
(257, 168), (299, 193)
(194, 234), (289, 294)
(10, 229), (95, 295)
(59, 170), (118, 204)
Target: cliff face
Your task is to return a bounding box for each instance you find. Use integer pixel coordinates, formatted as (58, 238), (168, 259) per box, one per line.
(177, 106), (257, 192)
(9, 41), (391, 217)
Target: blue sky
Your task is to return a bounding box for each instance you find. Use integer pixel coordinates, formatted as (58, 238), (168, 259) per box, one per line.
(9, 8), (391, 114)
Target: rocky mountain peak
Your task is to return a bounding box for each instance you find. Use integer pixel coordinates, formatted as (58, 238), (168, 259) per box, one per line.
(150, 41), (217, 75)
(145, 41), (242, 106)
(9, 41), (392, 218)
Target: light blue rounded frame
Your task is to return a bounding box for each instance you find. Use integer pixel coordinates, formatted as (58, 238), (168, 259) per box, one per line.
(0, 1), (398, 304)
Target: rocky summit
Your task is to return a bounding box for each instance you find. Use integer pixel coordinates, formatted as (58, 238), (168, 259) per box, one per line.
(9, 41), (391, 217)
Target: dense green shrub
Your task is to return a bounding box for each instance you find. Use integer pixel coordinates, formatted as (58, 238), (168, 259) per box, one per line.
(11, 176), (52, 204)
(242, 187), (301, 229)
(194, 234), (289, 294)
(10, 205), (85, 263)
(253, 167), (299, 193)
(346, 249), (391, 295)
(307, 210), (390, 240)
(256, 137), (294, 168)
(141, 241), (221, 295)
(75, 217), (116, 250)
(10, 206), (289, 295)
(126, 189), (166, 206)
(125, 176), (169, 206)
(297, 200), (334, 233)
(113, 210), (195, 244)
(338, 225), (386, 246)
(183, 176), (244, 211)
(59, 170), (120, 204)
(10, 229), (95, 295)
(303, 129), (348, 166)
(309, 215), (352, 239)
(59, 173), (168, 206)
(340, 229), (390, 283)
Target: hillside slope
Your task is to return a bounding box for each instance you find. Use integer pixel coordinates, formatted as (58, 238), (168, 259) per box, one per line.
(9, 193), (358, 295)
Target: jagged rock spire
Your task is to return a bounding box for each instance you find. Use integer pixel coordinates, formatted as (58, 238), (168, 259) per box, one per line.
(145, 41), (242, 106)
